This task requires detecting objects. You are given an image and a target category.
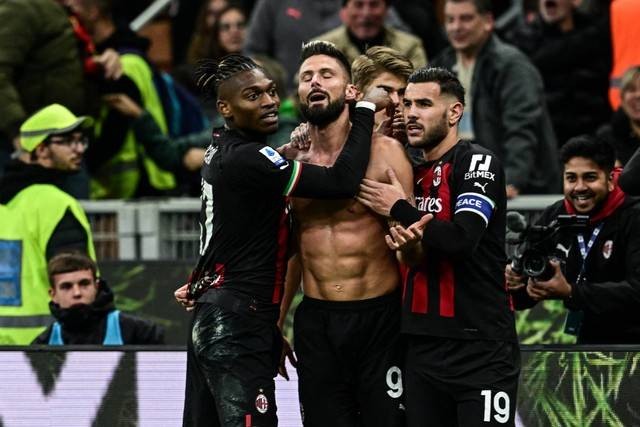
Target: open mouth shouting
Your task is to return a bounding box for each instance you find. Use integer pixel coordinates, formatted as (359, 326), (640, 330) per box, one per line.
(307, 90), (329, 106)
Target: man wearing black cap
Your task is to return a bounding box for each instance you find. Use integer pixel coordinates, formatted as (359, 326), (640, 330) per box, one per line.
(0, 104), (96, 345)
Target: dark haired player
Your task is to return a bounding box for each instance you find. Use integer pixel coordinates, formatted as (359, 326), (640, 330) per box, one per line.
(280, 41), (413, 427)
(174, 54), (390, 427)
(358, 67), (520, 427)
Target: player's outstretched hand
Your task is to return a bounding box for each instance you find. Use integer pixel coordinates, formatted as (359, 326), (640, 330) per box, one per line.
(357, 169), (406, 216)
(174, 283), (195, 312)
(362, 86), (391, 112)
(278, 335), (298, 381)
(385, 214), (432, 251)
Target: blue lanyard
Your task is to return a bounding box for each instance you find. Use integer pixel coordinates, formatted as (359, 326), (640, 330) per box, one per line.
(575, 223), (603, 282)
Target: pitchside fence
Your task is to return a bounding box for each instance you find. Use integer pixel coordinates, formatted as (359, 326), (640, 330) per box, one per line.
(82, 195), (564, 261)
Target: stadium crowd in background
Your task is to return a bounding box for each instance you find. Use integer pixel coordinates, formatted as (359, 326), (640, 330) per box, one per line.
(1, 0), (640, 423)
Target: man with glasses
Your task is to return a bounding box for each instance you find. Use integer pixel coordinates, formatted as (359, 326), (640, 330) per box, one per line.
(0, 104), (96, 345)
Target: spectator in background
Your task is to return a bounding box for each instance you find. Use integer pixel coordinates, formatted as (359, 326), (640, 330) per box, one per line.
(0, 104), (96, 345)
(619, 146), (640, 196)
(394, 0), (449, 60)
(103, 55), (300, 183)
(598, 66), (640, 167)
(68, 0), (177, 199)
(609, 0), (640, 110)
(433, 0), (560, 197)
(244, 0), (410, 93)
(33, 253), (164, 345)
(507, 135), (640, 344)
(314, 0), (427, 72)
(0, 0), (84, 184)
(505, 0), (611, 147)
(187, 0), (230, 65)
(179, 4), (250, 119)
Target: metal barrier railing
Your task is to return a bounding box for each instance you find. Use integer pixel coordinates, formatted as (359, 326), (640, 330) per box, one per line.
(81, 195), (564, 261)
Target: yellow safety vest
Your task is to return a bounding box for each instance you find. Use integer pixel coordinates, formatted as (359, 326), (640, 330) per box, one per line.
(0, 185), (96, 344)
(91, 53), (176, 199)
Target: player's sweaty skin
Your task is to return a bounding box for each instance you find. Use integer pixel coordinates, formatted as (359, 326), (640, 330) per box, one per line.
(292, 132), (412, 301)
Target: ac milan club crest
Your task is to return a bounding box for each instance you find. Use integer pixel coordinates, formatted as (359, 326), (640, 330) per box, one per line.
(602, 240), (613, 259)
(255, 391), (269, 414)
(433, 165), (442, 186)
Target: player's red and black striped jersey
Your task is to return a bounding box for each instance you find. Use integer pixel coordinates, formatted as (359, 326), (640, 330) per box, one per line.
(402, 140), (517, 342)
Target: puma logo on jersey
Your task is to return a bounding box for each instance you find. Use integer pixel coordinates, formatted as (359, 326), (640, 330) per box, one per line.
(556, 243), (571, 258)
(474, 182), (488, 193)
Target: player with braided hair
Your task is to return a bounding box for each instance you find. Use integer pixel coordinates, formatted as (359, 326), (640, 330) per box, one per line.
(175, 53), (390, 427)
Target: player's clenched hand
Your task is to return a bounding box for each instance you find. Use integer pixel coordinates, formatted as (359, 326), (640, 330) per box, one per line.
(362, 86), (391, 112)
(278, 335), (298, 381)
(385, 214), (432, 251)
(174, 284), (195, 312)
(289, 122), (310, 150)
(357, 169), (406, 216)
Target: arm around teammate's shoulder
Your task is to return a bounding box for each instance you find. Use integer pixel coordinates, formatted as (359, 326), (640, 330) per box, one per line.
(286, 102), (375, 199)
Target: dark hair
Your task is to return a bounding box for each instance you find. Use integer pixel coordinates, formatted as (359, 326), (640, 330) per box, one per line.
(342, 0), (390, 6)
(80, 0), (113, 18)
(48, 252), (98, 287)
(408, 67), (465, 105)
(559, 135), (615, 174)
(446, 0), (493, 14)
(252, 54), (288, 99)
(299, 40), (352, 81)
(210, 5), (247, 59)
(195, 54), (261, 98)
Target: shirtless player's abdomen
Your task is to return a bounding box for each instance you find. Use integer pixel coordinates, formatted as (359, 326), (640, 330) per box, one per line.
(293, 196), (400, 301)
(291, 134), (412, 301)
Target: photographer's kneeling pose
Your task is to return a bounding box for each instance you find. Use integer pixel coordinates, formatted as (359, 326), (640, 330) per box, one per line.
(506, 135), (640, 344)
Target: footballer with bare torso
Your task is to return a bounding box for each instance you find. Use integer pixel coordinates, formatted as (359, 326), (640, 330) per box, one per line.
(281, 42), (414, 427)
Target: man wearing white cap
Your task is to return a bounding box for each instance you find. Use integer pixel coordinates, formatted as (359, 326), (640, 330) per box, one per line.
(0, 104), (96, 345)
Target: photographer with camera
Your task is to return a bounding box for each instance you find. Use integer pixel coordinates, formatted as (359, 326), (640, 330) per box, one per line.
(506, 135), (640, 344)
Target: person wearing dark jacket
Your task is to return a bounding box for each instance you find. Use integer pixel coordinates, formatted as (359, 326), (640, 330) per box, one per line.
(598, 65), (640, 167)
(0, 0), (85, 177)
(506, 135), (640, 344)
(619, 146), (640, 196)
(68, 0), (176, 199)
(33, 253), (163, 345)
(432, 0), (560, 197)
(504, 0), (611, 146)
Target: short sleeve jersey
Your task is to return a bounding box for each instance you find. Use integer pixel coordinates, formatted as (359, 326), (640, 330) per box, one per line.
(403, 140), (517, 342)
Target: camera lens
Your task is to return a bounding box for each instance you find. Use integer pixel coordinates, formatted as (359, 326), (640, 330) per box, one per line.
(523, 252), (547, 277)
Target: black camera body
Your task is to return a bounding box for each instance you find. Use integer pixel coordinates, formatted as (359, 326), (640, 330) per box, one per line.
(507, 213), (589, 281)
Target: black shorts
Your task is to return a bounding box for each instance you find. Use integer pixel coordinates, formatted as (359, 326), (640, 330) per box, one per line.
(294, 290), (404, 427)
(404, 336), (520, 427)
(183, 295), (282, 427)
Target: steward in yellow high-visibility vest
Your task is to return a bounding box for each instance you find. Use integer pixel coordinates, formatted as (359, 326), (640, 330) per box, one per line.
(0, 104), (96, 344)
